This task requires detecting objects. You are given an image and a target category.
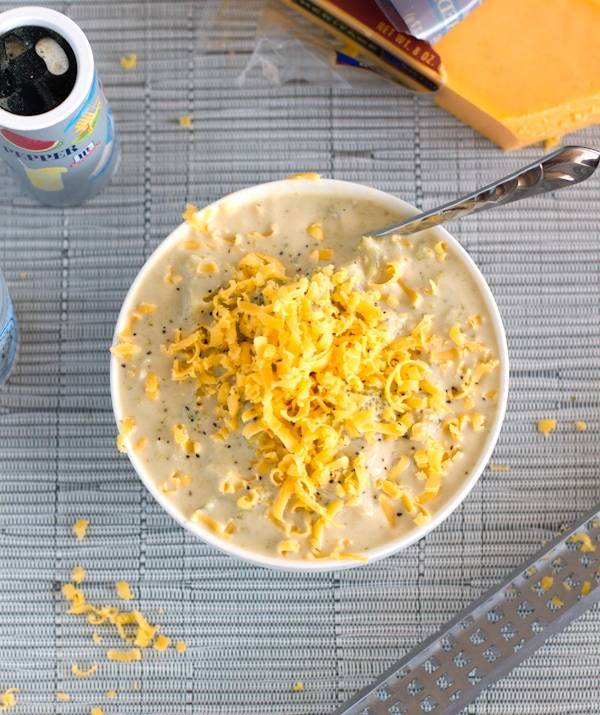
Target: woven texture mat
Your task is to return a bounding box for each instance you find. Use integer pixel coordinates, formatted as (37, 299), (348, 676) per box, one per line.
(1, 2), (599, 713)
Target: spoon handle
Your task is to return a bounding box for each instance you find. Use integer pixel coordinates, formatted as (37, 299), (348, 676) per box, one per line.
(371, 145), (600, 237)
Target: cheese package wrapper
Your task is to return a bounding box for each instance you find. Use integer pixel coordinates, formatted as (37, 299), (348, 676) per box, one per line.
(280, 0), (600, 149)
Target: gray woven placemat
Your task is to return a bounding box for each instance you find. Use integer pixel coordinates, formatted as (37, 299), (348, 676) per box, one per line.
(0, 1), (599, 713)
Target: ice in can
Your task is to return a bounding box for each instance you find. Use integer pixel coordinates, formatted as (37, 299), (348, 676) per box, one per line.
(0, 7), (119, 207)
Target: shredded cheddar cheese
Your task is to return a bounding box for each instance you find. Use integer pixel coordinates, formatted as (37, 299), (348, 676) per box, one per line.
(72, 519), (89, 541)
(116, 580), (134, 601)
(166, 253), (497, 557)
(71, 565), (86, 583)
(540, 576), (554, 591)
(106, 690), (117, 699)
(178, 115), (193, 128)
(292, 681), (305, 692)
(71, 662), (98, 678)
(537, 418), (557, 436)
(307, 223), (324, 241)
(153, 635), (171, 652)
(175, 640), (188, 653)
(145, 372), (160, 401)
(198, 261), (219, 274)
(0, 689), (17, 712)
(91, 708), (105, 715)
(106, 648), (142, 662)
(575, 420), (587, 432)
(119, 53), (137, 70)
(55, 692), (70, 702)
(433, 241), (447, 261)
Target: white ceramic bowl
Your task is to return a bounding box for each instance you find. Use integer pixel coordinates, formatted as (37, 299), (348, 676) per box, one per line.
(111, 179), (509, 572)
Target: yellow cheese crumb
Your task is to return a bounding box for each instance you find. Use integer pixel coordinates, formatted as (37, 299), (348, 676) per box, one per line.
(164, 266), (183, 285)
(115, 580), (134, 601)
(198, 261), (219, 274)
(116, 433), (127, 453)
(153, 635), (171, 652)
(537, 418), (556, 436)
(92, 631), (103, 644)
(570, 532), (596, 553)
(287, 172), (320, 180)
(575, 420), (587, 432)
(136, 302), (156, 315)
(397, 279), (422, 307)
(307, 223), (324, 241)
(178, 115), (193, 128)
(309, 247), (334, 262)
(433, 241), (447, 261)
(110, 341), (140, 361)
(0, 689), (18, 712)
(91, 707), (104, 715)
(119, 53), (137, 70)
(55, 692), (70, 702)
(72, 519), (89, 541)
(71, 662), (98, 678)
(71, 565), (86, 583)
(292, 681), (305, 692)
(145, 372), (160, 401)
(106, 690), (117, 699)
(278, 539), (300, 555)
(540, 576), (554, 591)
(134, 437), (148, 453)
(106, 648), (142, 662)
(581, 580), (592, 596)
(175, 640), (188, 653)
(549, 595), (564, 609)
(237, 489), (259, 510)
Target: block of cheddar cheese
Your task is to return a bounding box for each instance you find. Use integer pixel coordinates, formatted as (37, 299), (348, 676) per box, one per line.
(434, 0), (600, 149)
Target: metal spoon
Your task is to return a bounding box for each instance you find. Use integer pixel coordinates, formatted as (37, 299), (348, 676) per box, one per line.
(371, 145), (600, 237)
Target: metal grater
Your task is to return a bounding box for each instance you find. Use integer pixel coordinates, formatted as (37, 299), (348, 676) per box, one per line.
(335, 507), (600, 715)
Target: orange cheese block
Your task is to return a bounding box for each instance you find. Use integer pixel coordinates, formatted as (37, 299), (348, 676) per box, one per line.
(434, 0), (600, 149)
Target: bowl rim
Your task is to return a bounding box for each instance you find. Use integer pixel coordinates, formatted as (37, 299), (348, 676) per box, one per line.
(110, 178), (509, 573)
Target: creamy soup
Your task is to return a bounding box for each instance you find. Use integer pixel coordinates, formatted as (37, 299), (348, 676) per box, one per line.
(112, 179), (501, 562)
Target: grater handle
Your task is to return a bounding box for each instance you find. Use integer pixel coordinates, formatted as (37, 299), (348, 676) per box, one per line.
(335, 507), (600, 715)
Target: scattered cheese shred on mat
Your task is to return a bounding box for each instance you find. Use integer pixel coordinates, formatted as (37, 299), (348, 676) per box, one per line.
(540, 576), (554, 591)
(0, 689), (17, 712)
(61, 582), (172, 656)
(106, 649), (142, 662)
(106, 690), (117, 699)
(71, 662), (98, 678)
(292, 681), (305, 692)
(166, 252), (497, 558)
(488, 463), (510, 472)
(115, 580), (134, 601)
(153, 635), (171, 652)
(119, 53), (137, 70)
(537, 418), (557, 436)
(575, 420), (587, 432)
(55, 691), (70, 701)
(72, 519), (89, 541)
(175, 641), (187, 653)
(91, 708), (105, 715)
(178, 115), (193, 128)
(71, 565), (86, 583)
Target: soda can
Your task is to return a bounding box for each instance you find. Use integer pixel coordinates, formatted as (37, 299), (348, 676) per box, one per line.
(0, 6), (119, 207)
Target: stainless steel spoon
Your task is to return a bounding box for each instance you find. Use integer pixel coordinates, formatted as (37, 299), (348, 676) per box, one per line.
(371, 145), (600, 237)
